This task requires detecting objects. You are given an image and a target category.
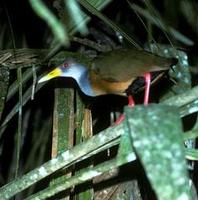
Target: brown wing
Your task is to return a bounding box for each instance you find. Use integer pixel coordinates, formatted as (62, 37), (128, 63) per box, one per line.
(91, 48), (175, 82)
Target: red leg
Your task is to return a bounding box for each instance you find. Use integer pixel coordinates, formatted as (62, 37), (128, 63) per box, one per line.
(143, 72), (151, 105)
(113, 95), (135, 125)
(128, 95), (135, 107)
(113, 73), (151, 126)
(113, 114), (125, 125)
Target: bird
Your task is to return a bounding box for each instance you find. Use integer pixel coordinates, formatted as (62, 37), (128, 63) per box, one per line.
(38, 48), (177, 119)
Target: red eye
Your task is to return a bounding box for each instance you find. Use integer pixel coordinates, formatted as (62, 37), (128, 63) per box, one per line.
(63, 62), (69, 68)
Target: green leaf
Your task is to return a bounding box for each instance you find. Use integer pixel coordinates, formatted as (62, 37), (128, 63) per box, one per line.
(29, 0), (69, 45)
(185, 148), (198, 161)
(54, 0), (113, 35)
(130, 3), (194, 46)
(65, 0), (88, 35)
(117, 129), (136, 165)
(124, 104), (192, 200)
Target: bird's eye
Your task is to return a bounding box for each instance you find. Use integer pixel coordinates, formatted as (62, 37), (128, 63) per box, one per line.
(63, 62), (69, 68)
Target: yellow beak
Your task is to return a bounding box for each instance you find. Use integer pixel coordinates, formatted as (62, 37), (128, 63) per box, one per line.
(38, 68), (62, 83)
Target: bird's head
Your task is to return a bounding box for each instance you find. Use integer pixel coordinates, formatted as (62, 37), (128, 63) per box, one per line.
(38, 58), (88, 83)
(38, 58), (96, 96)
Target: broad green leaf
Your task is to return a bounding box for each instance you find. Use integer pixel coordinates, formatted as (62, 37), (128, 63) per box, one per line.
(124, 104), (192, 200)
(117, 129), (136, 165)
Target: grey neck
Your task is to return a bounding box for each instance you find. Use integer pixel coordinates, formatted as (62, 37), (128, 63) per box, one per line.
(77, 72), (96, 97)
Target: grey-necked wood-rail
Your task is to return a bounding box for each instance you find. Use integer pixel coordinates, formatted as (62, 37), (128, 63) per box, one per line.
(39, 48), (177, 116)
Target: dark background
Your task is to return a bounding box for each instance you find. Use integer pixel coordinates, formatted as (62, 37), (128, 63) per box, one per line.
(0, 0), (197, 199)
